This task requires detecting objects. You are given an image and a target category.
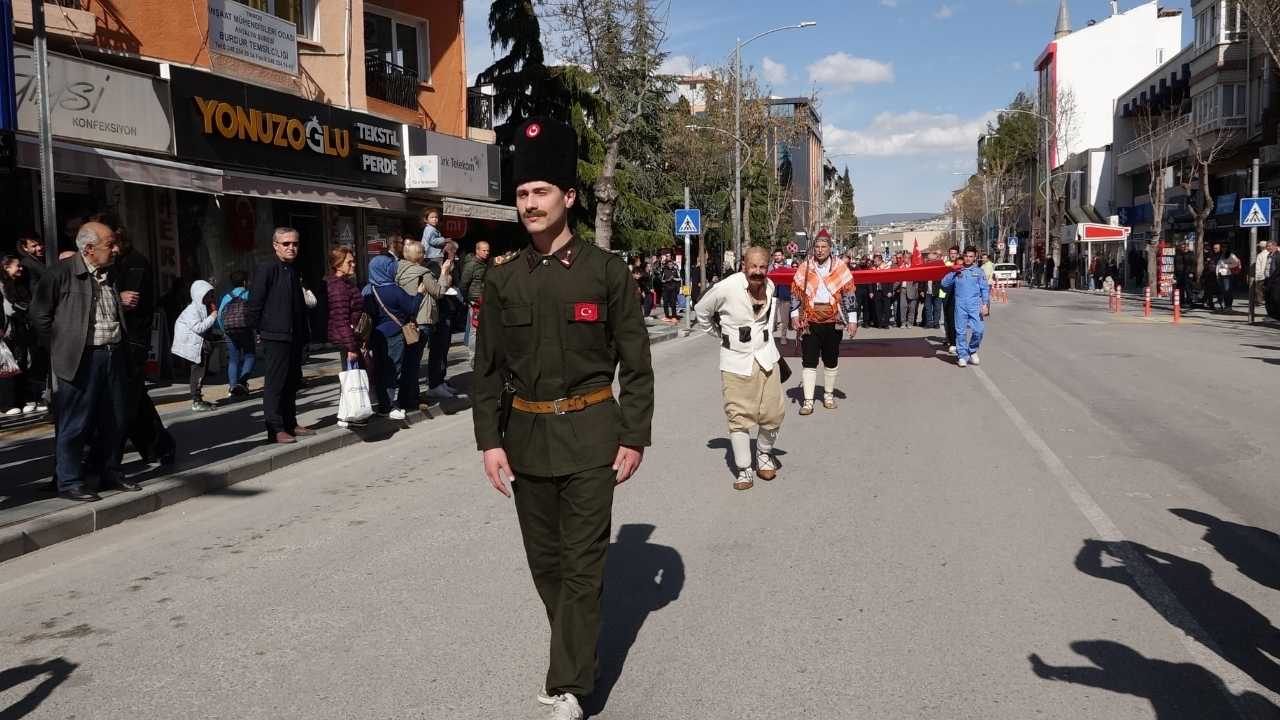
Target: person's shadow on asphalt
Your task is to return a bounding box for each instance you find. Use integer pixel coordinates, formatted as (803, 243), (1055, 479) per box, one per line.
(1028, 640), (1279, 719)
(585, 523), (684, 717)
(0, 657), (78, 720)
(1171, 508), (1280, 592)
(1074, 538), (1280, 695)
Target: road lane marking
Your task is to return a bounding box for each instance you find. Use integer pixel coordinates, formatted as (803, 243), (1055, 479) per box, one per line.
(971, 365), (1267, 714)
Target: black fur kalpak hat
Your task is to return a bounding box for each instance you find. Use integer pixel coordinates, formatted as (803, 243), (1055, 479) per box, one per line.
(512, 117), (578, 191)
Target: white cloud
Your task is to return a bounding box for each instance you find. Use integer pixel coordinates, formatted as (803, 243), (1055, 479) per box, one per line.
(934, 4), (954, 19)
(824, 110), (998, 158)
(761, 57), (788, 85)
(1011, 61), (1023, 71)
(806, 53), (894, 87)
(658, 54), (711, 77)
(880, 0), (898, 6)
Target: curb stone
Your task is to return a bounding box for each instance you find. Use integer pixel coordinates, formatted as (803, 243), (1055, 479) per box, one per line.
(0, 330), (678, 565)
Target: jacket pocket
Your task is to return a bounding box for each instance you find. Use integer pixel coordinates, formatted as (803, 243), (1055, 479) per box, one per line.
(563, 301), (609, 350)
(501, 304), (534, 353)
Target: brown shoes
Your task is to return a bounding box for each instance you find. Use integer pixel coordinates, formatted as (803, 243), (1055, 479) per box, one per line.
(292, 425), (316, 437)
(272, 432), (297, 444)
(757, 467), (777, 482)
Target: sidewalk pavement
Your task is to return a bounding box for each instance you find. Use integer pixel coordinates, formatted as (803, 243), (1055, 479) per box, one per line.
(1065, 287), (1280, 328)
(0, 323), (680, 564)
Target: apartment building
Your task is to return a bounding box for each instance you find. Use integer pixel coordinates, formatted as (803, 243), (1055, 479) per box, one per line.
(766, 97), (823, 245)
(1113, 0), (1279, 292)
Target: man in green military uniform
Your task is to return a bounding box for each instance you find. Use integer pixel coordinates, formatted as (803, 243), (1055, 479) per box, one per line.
(473, 117), (654, 720)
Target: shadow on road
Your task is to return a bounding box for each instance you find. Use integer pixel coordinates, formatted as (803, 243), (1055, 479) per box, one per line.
(1028, 641), (1279, 719)
(1172, 509), (1280, 592)
(586, 523), (684, 718)
(778, 336), (942, 359)
(1075, 538), (1280, 695)
(0, 658), (78, 720)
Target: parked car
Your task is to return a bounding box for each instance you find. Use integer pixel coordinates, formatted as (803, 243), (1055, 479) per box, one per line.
(992, 263), (1019, 286)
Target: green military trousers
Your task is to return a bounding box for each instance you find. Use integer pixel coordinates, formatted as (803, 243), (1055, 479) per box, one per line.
(512, 464), (616, 698)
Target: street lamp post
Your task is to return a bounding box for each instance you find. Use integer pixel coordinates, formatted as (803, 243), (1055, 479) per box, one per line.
(734, 21), (816, 266)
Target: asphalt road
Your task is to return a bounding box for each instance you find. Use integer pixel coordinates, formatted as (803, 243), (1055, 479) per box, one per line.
(2, 289), (1278, 720)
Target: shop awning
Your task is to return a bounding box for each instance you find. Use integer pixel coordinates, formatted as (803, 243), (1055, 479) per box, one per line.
(223, 171), (406, 212)
(16, 136), (223, 194)
(441, 197), (518, 223)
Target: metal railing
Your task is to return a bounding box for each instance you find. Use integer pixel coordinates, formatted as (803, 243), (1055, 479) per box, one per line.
(365, 53), (418, 110)
(467, 88), (493, 131)
(1120, 113), (1191, 156)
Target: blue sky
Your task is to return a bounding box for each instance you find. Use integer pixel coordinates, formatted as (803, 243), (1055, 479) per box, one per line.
(463, 0), (1194, 216)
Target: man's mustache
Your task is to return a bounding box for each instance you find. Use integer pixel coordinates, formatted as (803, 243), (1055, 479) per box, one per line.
(524, 210), (547, 219)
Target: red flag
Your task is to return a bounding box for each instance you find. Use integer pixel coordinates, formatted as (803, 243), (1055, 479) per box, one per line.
(911, 239), (922, 267)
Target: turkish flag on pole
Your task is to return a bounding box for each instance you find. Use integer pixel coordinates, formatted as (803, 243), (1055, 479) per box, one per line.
(911, 239), (922, 266)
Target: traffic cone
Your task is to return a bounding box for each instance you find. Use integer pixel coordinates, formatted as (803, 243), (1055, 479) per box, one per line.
(1173, 289), (1182, 324)
(1143, 287), (1152, 318)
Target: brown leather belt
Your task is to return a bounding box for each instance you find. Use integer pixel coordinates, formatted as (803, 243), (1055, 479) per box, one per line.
(513, 387), (614, 415)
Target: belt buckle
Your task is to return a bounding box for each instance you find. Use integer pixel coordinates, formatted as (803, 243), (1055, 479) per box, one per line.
(552, 397), (569, 415)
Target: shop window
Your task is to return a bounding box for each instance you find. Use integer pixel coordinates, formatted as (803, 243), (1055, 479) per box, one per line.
(244, 0), (315, 39)
(364, 6), (429, 109)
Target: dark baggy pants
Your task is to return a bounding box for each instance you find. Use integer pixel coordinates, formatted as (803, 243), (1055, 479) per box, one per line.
(55, 347), (128, 492)
(661, 282), (680, 319)
(427, 318), (451, 389)
(513, 465), (617, 697)
(800, 322), (841, 369)
(261, 339), (304, 437)
(124, 344), (174, 460)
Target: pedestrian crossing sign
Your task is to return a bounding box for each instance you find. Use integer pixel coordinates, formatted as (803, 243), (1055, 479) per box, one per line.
(674, 209), (701, 236)
(1239, 196), (1271, 227)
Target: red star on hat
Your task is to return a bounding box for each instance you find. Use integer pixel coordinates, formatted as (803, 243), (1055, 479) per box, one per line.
(526, 123), (542, 139)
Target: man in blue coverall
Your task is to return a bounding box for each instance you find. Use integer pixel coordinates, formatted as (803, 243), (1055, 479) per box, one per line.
(941, 246), (990, 368)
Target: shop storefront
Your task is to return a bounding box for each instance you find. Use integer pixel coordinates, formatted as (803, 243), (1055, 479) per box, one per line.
(166, 65), (407, 289)
(11, 45), (205, 299)
(402, 126), (517, 253)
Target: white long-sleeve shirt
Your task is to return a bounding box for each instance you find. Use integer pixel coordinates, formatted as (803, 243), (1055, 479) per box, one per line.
(694, 272), (781, 377)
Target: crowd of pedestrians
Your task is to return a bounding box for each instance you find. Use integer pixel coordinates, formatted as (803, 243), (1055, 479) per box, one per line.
(0, 205), (488, 500)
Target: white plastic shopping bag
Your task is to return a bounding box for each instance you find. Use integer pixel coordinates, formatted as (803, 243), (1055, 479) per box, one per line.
(337, 368), (374, 423)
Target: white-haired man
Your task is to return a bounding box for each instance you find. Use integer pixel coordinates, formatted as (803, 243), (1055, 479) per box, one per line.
(695, 245), (786, 491)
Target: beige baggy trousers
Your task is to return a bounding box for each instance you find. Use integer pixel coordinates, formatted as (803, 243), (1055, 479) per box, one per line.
(721, 360), (785, 433)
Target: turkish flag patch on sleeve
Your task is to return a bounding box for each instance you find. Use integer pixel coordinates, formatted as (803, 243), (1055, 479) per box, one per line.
(574, 302), (601, 322)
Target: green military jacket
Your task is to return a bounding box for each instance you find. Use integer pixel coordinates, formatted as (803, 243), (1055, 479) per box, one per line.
(472, 236), (655, 477)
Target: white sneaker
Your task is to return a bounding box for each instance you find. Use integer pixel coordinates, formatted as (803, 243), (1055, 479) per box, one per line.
(958, 357), (968, 368)
(388, 408), (407, 421)
(3, 407), (20, 416)
(969, 355), (980, 366)
(537, 689), (556, 705)
(948, 345), (957, 355)
(425, 384), (455, 400)
(549, 693), (583, 720)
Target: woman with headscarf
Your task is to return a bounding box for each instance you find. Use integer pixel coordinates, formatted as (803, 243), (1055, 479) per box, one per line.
(363, 254), (422, 420)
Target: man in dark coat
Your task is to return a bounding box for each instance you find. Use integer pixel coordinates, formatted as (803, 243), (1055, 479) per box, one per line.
(29, 222), (143, 500)
(245, 227), (312, 444)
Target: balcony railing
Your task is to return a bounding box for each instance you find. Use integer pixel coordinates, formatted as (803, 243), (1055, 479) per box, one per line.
(467, 88), (494, 131)
(365, 54), (418, 110)
(1120, 113), (1191, 156)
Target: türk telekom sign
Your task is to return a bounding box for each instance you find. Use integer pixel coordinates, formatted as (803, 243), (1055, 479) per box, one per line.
(13, 44), (175, 154)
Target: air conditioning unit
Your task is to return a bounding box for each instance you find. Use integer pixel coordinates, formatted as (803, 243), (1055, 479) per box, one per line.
(1261, 144), (1280, 167)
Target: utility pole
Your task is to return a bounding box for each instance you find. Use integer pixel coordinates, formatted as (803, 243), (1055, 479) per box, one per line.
(1249, 156), (1259, 324)
(683, 186), (693, 333)
(733, 40), (742, 269)
(32, 0), (57, 262)
(1042, 115), (1052, 289)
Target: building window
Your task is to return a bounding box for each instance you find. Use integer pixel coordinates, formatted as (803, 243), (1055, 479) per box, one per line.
(1195, 4), (1218, 48)
(1225, 0), (1248, 39)
(364, 7), (429, 108)
(245, 0), (314, 38)
(1221, 82), (1246, 121)
(1194, 88), (1218, 127)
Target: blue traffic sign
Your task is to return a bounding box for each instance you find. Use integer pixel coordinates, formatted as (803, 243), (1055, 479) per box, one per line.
(1240, 196), (1271, 227)
(674, 208), (701, 236)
